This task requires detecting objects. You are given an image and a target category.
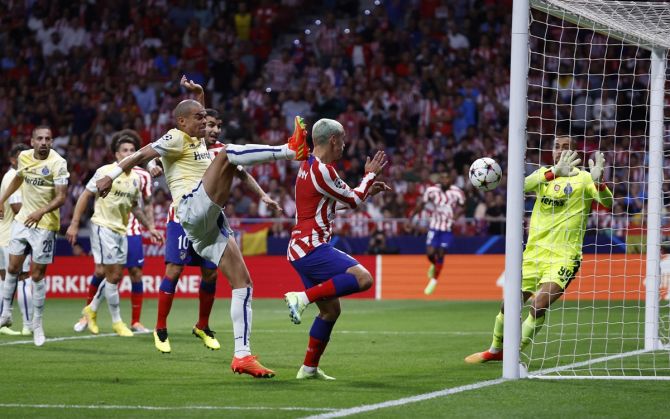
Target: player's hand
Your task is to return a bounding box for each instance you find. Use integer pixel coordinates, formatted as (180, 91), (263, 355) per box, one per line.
(364, 151), (388, 175)
(369, 181), (392, 196)
(96, 176), (113, 198)
(588, 151), (605, 182)
(261, 195), (283, 214)
(180, 75), (203, 95)
(148, 228), (164, 245)
(24, 210), (44, 228)
(551, 150), (581, 177)
(150, 164), (163, 178)
(65, 225), (79, 246)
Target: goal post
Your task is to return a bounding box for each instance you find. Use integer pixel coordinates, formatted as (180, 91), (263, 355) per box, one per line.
(505, 0), (670, 380)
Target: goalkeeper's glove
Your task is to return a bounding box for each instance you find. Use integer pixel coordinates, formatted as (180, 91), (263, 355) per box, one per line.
(551, 150), (581, 177)
(588, 151), (605, 182)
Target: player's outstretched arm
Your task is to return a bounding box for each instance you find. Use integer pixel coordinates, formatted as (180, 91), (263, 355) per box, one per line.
(96, 145), (161, 198)
(235, 168), (283, 214)
(317, 150), (388, 210)
(180, 75), (204, 106)
(0, 174), (22, 220)
(65, 189), (94, 245)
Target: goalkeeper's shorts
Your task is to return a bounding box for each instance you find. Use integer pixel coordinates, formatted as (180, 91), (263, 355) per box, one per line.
(521, 251), (581, 293)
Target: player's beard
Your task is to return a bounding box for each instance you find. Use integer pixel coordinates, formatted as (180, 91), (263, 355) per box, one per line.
(38, 147), (49, 159)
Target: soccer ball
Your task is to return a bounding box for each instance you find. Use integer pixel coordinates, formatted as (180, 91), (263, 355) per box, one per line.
(469, 157), (502, 191)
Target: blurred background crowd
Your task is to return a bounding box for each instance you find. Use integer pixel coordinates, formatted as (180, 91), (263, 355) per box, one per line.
(0, 0), (665, 241)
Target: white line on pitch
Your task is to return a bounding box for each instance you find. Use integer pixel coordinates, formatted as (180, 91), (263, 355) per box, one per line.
(0, 330), (491, 346)
(0, 333), (118, 346)
(301, 378), (507, 418)
(0, 403), (335, 412)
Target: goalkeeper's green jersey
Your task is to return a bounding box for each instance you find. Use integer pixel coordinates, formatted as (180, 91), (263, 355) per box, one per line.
(523, 167), (613, 258)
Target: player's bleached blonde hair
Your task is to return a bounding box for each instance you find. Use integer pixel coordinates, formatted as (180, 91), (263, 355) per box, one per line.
(312, 118), (344, 146)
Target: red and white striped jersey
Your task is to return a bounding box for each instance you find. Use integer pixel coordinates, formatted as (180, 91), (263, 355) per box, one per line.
(126, 167), (153, 236)
(208, 141), (225, 159)
(422, 185), (465, 232)
(288, 155), (376, 261)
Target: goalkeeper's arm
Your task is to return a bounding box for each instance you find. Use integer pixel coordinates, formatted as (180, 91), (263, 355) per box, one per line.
(523, 168), (555, 193)
(589, 151), (613, 209)
(593, 182), (613, 209)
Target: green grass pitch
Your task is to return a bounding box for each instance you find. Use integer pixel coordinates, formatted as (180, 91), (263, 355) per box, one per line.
(0, 299), (667, 418)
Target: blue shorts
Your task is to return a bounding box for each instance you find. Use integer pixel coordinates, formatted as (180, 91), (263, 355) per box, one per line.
(290, 243), (359, 289)
(125, 234), (144, 268)
(165, 221), (217, 269)
(426, 230), (453, 249)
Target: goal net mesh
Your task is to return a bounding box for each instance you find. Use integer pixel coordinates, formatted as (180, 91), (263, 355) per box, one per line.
(523, 0), (670, 378)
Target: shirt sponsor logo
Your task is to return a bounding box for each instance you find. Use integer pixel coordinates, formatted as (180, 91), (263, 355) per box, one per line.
(541, 196), (566, 207)
(298, 169), (308, 180)
(24, 177), (46, 186)
(113, 190), (135, 198)
(193, 151), (210, 161)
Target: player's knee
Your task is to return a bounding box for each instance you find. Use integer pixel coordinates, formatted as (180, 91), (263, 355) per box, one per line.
(356, 271), (373, 291)
(165, 264), (184, 280)
(320, 306), (341, 320)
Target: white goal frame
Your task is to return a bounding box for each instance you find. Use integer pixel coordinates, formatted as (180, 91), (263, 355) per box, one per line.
(504, 0), (669, 380)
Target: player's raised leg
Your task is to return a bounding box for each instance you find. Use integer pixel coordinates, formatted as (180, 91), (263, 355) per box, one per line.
(285, 248), (372, 325)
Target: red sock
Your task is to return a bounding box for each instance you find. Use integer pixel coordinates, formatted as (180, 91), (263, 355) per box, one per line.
(303, 336), (328, 367)
(156, 291), (175, 330)
(196, 287), (216, 329)
(305, 280), (337, 303)
(131, 292), (143, 325)
(86, 283), (99, 305)
(434, 261), (444, 278)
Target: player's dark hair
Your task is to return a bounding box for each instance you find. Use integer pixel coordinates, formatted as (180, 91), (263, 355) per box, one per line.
(205, 108), (220, 119)
(10, 143), (29, 158)
(111, 129), (141, 153)
(32, 125), (52, 137)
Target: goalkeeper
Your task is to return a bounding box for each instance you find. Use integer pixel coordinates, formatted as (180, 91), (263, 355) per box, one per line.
(465, 136), (613, 363)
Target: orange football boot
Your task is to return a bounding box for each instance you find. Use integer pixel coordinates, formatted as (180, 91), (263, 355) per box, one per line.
(287, 116), (308, 160)
(231, 355), (276, 378)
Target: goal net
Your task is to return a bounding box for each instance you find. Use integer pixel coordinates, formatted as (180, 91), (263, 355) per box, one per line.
(518, 0), (670, 379)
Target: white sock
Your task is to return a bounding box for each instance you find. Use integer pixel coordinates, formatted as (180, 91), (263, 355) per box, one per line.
(89, 280), (107, 312)
(298, 291), (309, 306)
(32, 280), (46, 320)
(1, 272), (17, 317)
(231, 287), (253, 357)
(225, 144), (293, 166)
(302, 365), (316, 373)
(105, 282), (122, 323)
(17, 279), (32, 328)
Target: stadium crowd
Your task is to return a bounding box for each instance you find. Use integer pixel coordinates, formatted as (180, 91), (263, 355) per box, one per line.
(0, 0), (659, 240)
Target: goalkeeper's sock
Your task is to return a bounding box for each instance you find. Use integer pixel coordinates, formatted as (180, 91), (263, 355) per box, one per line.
(489, 311), (504, 353)
(520, 313), (546, 350)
